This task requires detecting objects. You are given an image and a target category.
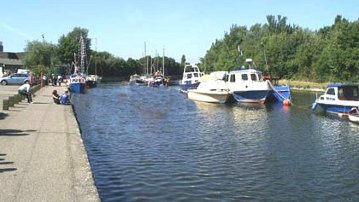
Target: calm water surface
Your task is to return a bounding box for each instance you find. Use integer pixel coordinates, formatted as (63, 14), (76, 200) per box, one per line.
(72, 83), (359, 201)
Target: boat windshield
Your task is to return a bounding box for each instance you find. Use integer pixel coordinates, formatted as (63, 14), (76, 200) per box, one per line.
(338, 86), (359, 100)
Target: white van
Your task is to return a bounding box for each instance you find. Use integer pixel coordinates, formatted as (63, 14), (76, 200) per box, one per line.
(17, 69), (30, 74)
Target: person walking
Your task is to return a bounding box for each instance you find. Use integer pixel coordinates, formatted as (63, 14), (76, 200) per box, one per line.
(18, 83), (33, 103)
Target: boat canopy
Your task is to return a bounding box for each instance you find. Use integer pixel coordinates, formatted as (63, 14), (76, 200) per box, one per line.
(327, 83), (359, 88)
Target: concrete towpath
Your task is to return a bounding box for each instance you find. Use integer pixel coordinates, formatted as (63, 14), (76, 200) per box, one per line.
(0, 86), (99, 202)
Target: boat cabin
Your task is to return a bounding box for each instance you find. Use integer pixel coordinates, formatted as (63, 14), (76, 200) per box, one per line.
(320, 84), (359, 101)
(182, 64), (203, 85)
(225, 69), (264, 83)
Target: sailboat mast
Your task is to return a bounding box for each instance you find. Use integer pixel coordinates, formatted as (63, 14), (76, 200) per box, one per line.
(95, 38), (97, 75)
(145, 42), (148, 75)
(80, 35), (86, 73)
(162, 47), (165, 77)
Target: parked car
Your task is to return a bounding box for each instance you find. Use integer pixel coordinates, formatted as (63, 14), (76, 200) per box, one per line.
(0, 73), (30, 85)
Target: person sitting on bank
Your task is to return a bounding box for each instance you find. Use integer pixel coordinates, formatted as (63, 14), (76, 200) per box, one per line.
(18, 83), (33, 103)
(52, 89), (60, 104)
(60, 89), (71, 105)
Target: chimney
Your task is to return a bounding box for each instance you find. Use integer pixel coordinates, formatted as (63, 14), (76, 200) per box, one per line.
(0, 41), (3, 52)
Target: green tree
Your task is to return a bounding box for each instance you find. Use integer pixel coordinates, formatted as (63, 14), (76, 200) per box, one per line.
(23, 40), (59, 75)
(57, 27), (92, 68)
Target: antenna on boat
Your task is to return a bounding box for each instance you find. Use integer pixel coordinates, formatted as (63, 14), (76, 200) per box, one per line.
(245, 58), (257, 69)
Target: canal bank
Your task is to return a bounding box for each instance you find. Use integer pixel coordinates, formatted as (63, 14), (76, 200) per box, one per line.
(0, 86), (99, 202)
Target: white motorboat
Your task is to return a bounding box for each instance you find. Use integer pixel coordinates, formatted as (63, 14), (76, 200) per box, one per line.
(226, 63), (272, 103)
(312, 83), (359, 114)
(187, 75), (230, 104)
(179, 64), (203, 92)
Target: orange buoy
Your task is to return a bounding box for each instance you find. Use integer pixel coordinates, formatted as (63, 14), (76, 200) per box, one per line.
(283, 99), (292, 106)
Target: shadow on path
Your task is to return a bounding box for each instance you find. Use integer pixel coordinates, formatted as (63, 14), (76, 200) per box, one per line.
(0, 112), (8, 120)
(0, 129), (35, 136)
(0, 153), (17, 173)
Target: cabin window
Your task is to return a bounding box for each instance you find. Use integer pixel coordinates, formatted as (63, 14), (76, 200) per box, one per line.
(187, 74), (192, 79)
(230, 74), (236, 82)
(250, 74), (257, 81)
(338, 88), (344, 98)
(258, 73), (262, 81)
(223, 74), (229, 81)
(326, 88), (335, 95)
(339, 86), (359, 100)
(194, 73), (198, 77)
(241, 74), (248, 81)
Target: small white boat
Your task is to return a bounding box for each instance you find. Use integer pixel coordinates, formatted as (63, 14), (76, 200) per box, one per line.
(226, 68), (272, 103)
(348, 107), (359, 123)
(86, 74), (101, 88)
(187, 75), (230, 104)
(179, 64), (203, 92)
(312, 84), (359, 114)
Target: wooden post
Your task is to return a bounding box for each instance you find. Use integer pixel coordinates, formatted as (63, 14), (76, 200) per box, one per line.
(41, 72), (44, 88)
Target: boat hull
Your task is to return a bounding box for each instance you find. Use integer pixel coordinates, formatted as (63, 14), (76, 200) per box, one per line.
(349, 114), (359, 123)
(232, 90), (270, 103)
(86, 80), (97, 88)
(272, 85), (291, 102)
(315, 103), (358, 114)
(188, 89), (230, 104)
(180, 82), (200, 92)
(69, 82), (85, 93)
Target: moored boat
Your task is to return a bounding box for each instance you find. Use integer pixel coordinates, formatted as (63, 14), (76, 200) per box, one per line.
(187, 75), (230, 104)
(69, 73), (86, 93)
(225, 58), (291, 104)
(348, 107), (359, 123)
(129, 74), (150, 86)
(226, 68), (272, 103)
(179, 64), (203, 92)
(86, 74), (101, 88)
(312, 83), (359, 114)
(68, 35), (88, 93)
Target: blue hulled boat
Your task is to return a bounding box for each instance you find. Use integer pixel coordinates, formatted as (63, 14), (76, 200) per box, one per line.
(68, 35), (87, 93)
(69, 73), (86, 93)
(179, 64), (203, 92)
(312, 83), (359, 114)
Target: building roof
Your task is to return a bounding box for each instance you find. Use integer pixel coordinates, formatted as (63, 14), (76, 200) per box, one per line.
(0, 52), (24, 66)
(0, 58), (23, 66)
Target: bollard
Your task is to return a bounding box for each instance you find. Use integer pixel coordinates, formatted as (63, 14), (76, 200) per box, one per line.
(17, 94), (22, 103)
(14, 94), (20, 104)
(20, 94), (25, 102)
(3, 99), (9, 110)
(9, 96), (15, 107)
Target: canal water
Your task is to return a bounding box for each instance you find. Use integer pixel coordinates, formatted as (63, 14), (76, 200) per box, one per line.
(72, 83), (359, 201)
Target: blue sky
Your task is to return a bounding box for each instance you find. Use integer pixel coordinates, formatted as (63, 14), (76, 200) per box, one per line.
(1, 0), (358, 63)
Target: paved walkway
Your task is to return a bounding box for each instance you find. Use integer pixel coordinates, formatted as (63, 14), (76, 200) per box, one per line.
(0, 86), (99, 202)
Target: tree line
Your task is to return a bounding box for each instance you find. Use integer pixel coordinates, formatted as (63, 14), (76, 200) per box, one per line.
(200, 15), (359, 83)
(23, 27), (183, 79)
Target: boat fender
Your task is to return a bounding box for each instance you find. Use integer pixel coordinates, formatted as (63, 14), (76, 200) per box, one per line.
(311, 103), (318, 111)
(283, 99), (292, 106)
